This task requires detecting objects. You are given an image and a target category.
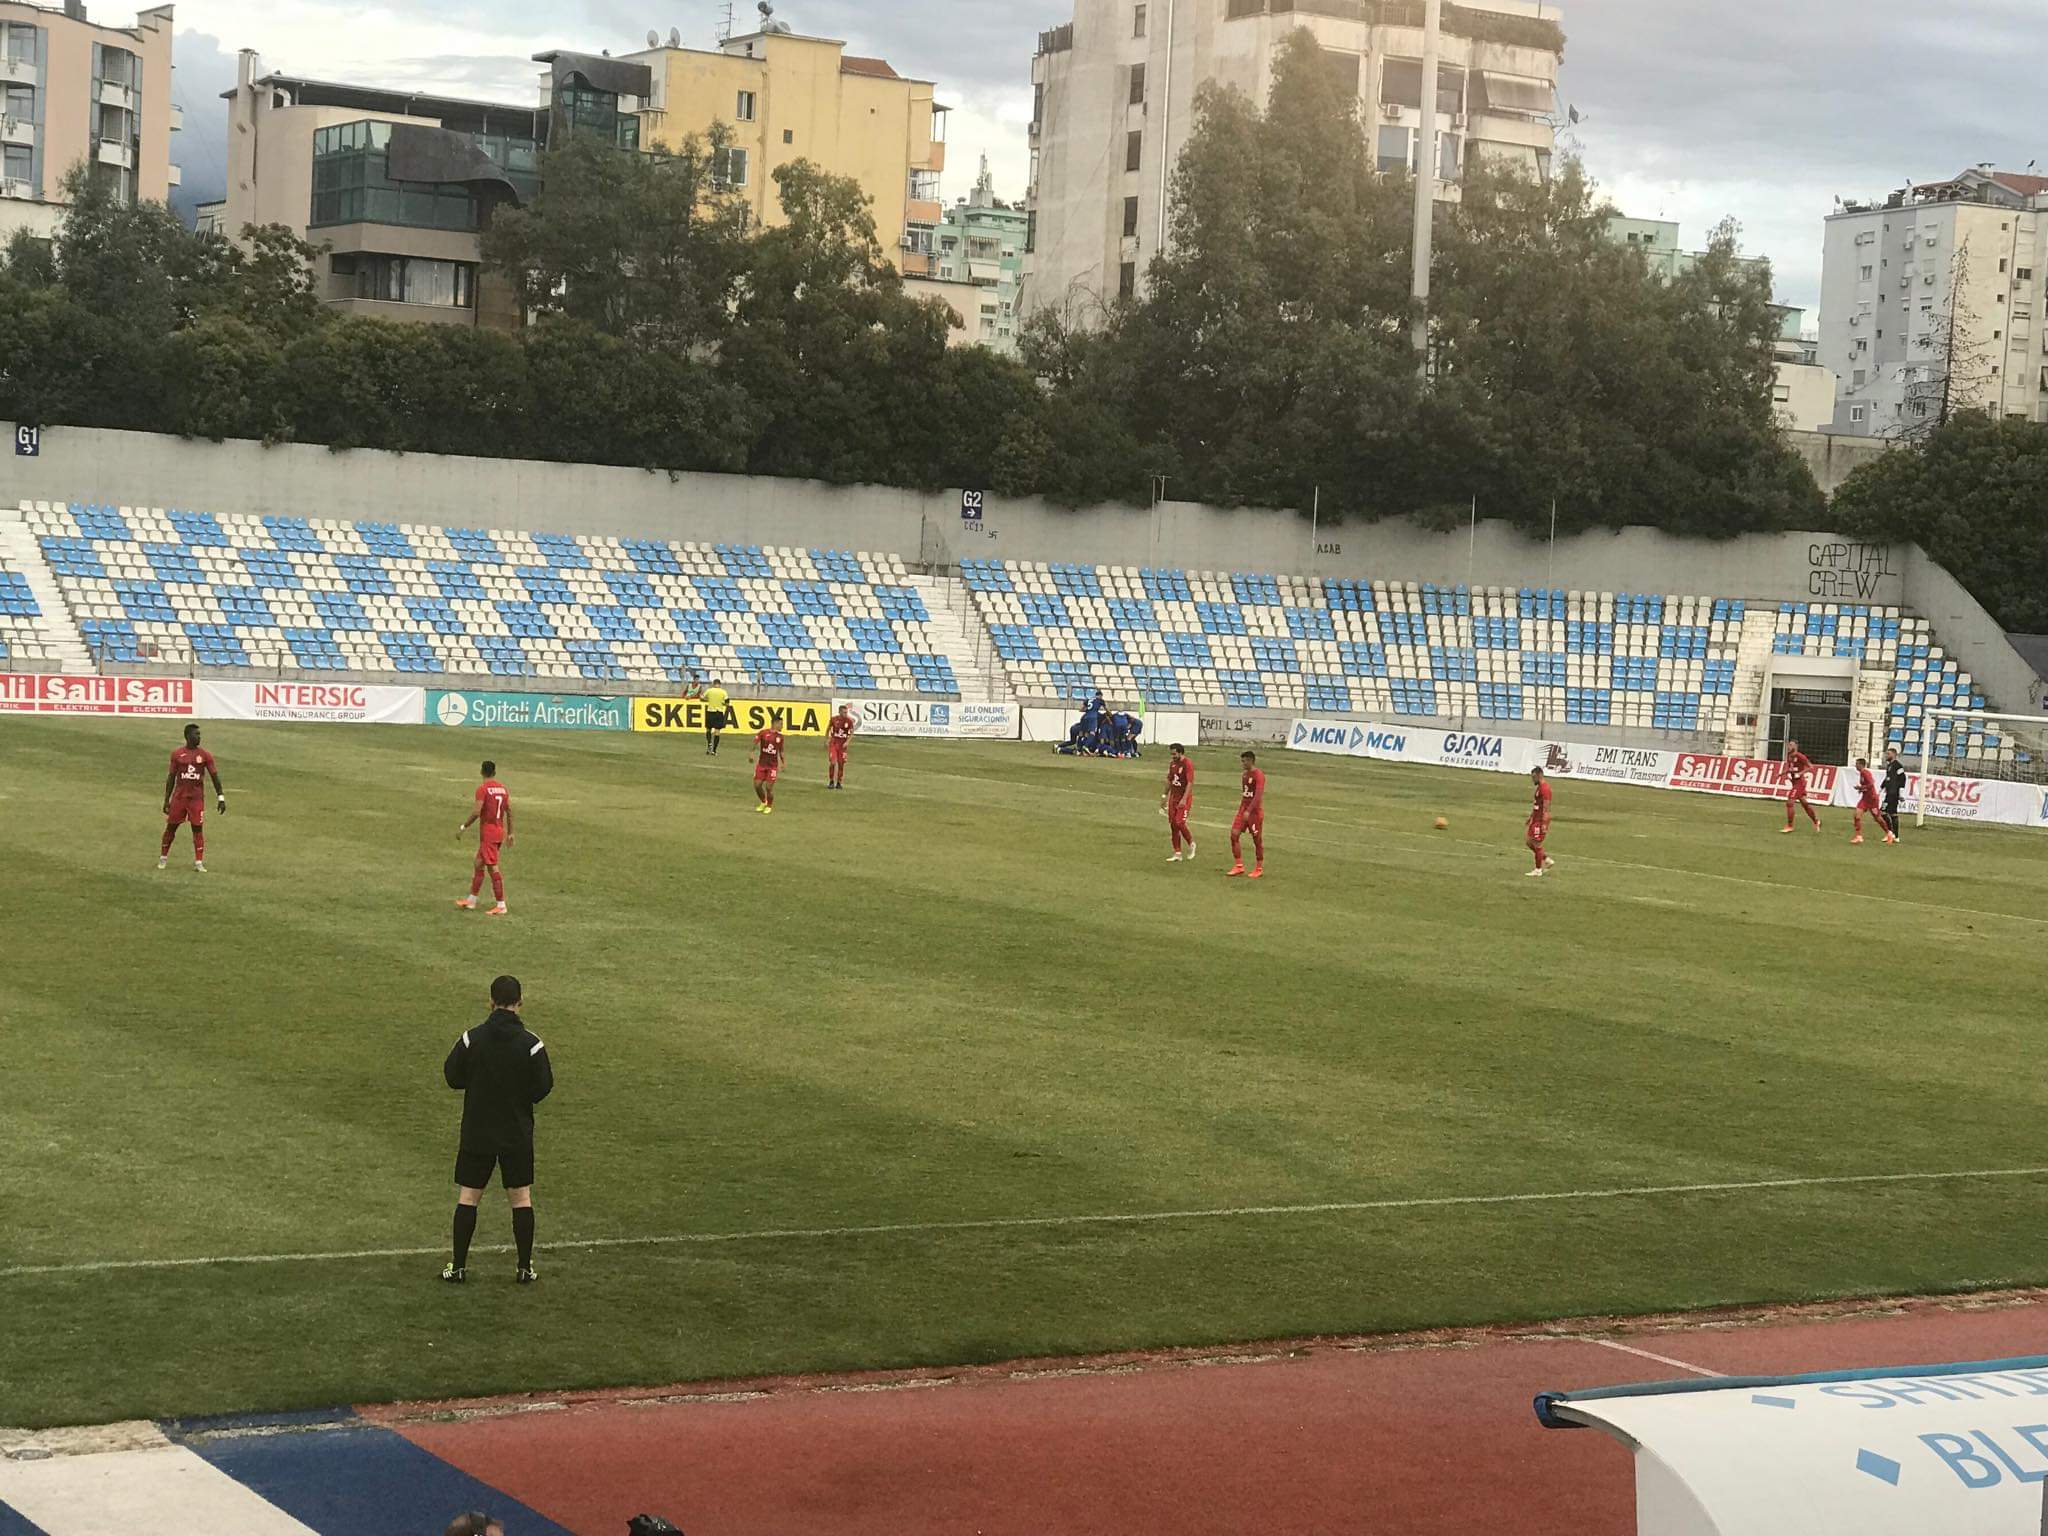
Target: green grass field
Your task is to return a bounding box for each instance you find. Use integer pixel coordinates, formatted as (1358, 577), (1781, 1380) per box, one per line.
(4, 715), (2047, 1428)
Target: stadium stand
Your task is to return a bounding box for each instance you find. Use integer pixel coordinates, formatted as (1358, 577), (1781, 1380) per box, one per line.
(12, 501), (2022, 769)
(18, 502), (969, 697)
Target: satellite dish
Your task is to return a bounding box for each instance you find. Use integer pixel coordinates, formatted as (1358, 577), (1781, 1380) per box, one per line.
(669, 27), (682, 45)
(647, 29), (660, 46)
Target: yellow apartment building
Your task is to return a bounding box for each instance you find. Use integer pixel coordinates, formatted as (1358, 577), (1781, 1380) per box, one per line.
(625, 26), (947, 273)
(0, 0), (178, 242)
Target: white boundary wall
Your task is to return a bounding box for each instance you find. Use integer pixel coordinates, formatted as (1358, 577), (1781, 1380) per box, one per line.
(1285, 718), (2048, 830)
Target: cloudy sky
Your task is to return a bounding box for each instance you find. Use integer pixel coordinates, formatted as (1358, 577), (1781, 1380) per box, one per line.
(166, 0), (2047, 318)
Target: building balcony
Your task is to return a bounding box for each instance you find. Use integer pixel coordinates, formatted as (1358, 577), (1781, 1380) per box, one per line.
(170, 101), (183, 132)
(0, 173), (35, 201)
(0, 58), (34, 87)
(1, 114), (33, 148)
(922, 141), (945, 174)
(907, 197), (943, 226)
(899, 249), (934, 276)
(168, 163), (181, 188)
(96, 138), (135, 170)
(98, 80), (137, 112)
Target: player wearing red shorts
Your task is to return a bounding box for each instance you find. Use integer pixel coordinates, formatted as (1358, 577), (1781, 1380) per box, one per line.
(1849, 757), (1895, 845)
(752, 724), (785, 813)
(1779, 740), (1821, 833)
(1225, 750), (1264, 878)
(826, 705), (856, 790)
(456, 761), (512, 916)
(1525, 765), (1554, 877)
(1161, 743), (1196, 862)
(158, 722), (225, 872)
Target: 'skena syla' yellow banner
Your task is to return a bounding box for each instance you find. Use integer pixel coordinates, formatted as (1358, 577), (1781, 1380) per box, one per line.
(633, 697), (830, 736)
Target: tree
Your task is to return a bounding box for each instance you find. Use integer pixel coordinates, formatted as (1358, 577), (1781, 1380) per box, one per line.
(1897, 240), (1996, 442)
(1833, 411), (2048, 632)
(482, 130), (750, 350)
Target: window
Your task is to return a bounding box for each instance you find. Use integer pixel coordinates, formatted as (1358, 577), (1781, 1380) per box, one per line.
(736, 90), (756, 122)
(1859, 265), (1873, 280)
(1118, 261), (1136, 300)
(1772, 384), (1791, 402)
(1025, 209), (1036, 254)
(1998, 291), (2006, 303)
(716, 146), (749, 187)
(1852, 368), (1866, 387)
(1122, 195), (1139, 237)
(1129, 63), (1146, 106)
(1032, 83), (1044, 129)
(1850, 405), (1867, 423)
(2000, 257), (2008, 273)
(783, 128), (793, 144)
(1125, 129), (1142, 172)
(1, 143), (29, 184)
(3, 24), (37, 66)
(3, 82), (31, 120)
(909, 168), (941, 202)
(95, 46), (136, 88)
(343, 254), (476, 309)
(2019, 267), (2034, 282)
(1134, 3), (1147, 35)
(1377, 125), (1412, 175)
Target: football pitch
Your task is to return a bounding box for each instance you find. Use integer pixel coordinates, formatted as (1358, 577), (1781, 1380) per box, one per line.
(4, 716), (2047, 1429)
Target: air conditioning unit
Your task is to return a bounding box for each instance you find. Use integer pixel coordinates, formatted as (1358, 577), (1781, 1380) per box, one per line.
(1381, 103), (1402, 120)
(1453, 112), (1468, 129)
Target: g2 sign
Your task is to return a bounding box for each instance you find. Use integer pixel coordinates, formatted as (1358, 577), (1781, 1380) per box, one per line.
(960, 489), (984, 525)
(13, 425), (39, 457)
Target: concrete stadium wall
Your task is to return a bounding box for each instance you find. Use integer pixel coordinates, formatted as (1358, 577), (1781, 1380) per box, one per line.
(1784, 429), (1888, 496)
(2, 421), (2034, 710)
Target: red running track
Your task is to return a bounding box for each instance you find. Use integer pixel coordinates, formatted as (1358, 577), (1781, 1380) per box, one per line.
(371, 1292), (2048, 1535)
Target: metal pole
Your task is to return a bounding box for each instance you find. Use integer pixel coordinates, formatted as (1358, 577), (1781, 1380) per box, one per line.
(1918, 709), (1932, 828)
(1408, 0), (1441, 371)
(1309, 484), (1320, 582)
(1155, 0), (1175, 254)
(1546, 497), (1557, 592)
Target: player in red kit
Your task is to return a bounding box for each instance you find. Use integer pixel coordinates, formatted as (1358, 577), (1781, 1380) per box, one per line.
(825, 705), (856, 790)
(1849, 756), (1895, 845)
(1226, 750), (1264, 878)
(1779, 739), (1821, 833)
(159, 722), (225, 872)
(752, 724), (785, 813)
(456, 760), (513, 916)
(1524, 765), (1554, 877)
(1161, 742), (1196, 862)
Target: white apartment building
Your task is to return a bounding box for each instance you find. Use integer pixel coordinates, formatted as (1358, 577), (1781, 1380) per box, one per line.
(1820, 166), (2047, 437)
(1023, 0), (1564, 319)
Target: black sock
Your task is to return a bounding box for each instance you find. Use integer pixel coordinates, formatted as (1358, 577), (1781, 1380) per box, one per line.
(513, 1206), (535, 1268)
(453, 1204), (478, 1268)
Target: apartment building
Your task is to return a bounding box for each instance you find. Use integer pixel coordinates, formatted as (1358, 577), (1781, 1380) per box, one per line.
(217, 49), (646, 329)
(935, 153), (1028, 352)
(624, 25), (946, 273)
(1821, 165), (2048, 436)
(0, 0), (177, 242)
(1024, 0), (1563, 317)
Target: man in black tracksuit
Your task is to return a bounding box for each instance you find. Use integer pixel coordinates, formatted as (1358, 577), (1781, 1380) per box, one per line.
(442, 974), (553, 1285)
(1881, 746), (1908, 842)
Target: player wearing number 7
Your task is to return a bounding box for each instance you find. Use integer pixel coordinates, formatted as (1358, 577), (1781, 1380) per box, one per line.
(456, 760), (513, 916)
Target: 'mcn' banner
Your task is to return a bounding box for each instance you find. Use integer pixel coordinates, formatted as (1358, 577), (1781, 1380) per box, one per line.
(0, 673), (192, 715)
(634, 696), (830, 736)
(1667, 753), (1841, 799)
(198, 681), (424, 724)
(833, 698), (1020, 739)
(429, 691), (630, 732)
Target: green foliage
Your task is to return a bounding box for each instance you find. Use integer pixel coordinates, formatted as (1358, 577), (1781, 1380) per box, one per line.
(1833, 411), (2048, 632)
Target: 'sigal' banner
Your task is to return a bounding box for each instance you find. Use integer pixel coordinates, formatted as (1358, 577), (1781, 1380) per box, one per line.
(429, 691), (631, 732)
(1667, 753), (1841, 800)
(832, 698), (1020, 739)
(197, 682), (425, 724)
(0, 673), (193, 715)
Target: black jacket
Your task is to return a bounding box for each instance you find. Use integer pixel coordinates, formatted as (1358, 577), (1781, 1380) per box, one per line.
(1882, 760), (1908, 804)
(445, 1009), (553, 1153)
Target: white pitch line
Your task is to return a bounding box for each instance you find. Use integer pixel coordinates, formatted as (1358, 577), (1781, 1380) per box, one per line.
(5, 1166), (2047, 1282)
(1583, 1338), (1725, 1378)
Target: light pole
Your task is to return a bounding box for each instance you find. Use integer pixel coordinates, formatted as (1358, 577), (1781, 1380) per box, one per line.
(1409, 0), (1441, 373)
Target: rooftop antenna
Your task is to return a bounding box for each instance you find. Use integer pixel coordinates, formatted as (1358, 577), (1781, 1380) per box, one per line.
(715, 0), (735, 40)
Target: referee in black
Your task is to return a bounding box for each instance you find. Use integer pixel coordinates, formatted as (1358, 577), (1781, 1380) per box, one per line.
(1881, 745), (1908, 842)
(442, 975), (553, 1285)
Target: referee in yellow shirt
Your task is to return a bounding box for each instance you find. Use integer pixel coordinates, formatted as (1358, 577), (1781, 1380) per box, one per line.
(702, 677), (731, 756)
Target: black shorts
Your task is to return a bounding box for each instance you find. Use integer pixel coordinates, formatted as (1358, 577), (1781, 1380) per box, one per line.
(708, 707), (730, 730)
(455, 1145), (535, 1191)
